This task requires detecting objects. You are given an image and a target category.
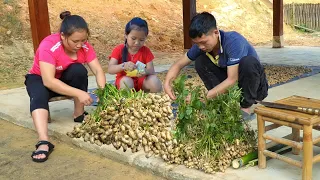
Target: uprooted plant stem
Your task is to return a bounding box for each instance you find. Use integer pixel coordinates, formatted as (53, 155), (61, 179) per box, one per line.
(172, 75), (257, 173)
(67, 77), (257, 173)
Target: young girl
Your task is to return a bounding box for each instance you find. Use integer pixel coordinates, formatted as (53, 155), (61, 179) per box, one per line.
(108, 17), (162, 92)
(25, 11), (106, 162)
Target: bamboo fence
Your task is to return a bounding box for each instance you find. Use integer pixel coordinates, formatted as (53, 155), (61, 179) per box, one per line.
(284, 3), (320, 31)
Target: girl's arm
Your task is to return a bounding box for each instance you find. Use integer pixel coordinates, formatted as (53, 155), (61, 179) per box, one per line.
(107, 58), (124, 74)
(108, 58), (136, 74)
(87, 58), (106, 88)
(145, 61), (155, 75)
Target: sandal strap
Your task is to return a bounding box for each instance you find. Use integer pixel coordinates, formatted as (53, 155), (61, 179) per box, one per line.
(74, 111), (88, 123)
(35, 140), (55, 151)
(31, 150), (49, 157)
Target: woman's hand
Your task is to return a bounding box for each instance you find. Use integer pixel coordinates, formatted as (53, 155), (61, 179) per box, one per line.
(77, 91), (93, 106)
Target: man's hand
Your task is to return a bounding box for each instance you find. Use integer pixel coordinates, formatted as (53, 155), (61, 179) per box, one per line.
(164, 82), (176, 100)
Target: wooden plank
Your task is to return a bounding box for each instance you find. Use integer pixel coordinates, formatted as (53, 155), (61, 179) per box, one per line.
(49, 96), (72, 102)
(182, 0), (196, 50)
(28, 0), (51, 53)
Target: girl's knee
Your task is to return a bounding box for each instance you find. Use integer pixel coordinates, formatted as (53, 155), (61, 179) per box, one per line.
(144, 75), (162, 92)
(119, 76), (134, 89)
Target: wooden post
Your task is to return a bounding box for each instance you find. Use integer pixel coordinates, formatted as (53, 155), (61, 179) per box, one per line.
(182, 0), (196, 50)
(273, 0), (284, 48)
(292, 128), (301, 155)
(28, 0), (51, 53)
(302, 125), (313, 180)
(257, 114), (267, 168)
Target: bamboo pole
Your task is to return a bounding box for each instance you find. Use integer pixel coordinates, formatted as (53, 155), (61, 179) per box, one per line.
(263, 150), (302, 168)
(313, 154), (320, 164)
(302, 125), (313, 180)
(313, 135), (320, 145)
(292, 3), (295, 26)
(262, 116), (303, 130)
(292, 128), (301, 155)
(266, 134), (292, 149)
(265, 123), (282, 131)
(316, 4), (320, 30)
(258, 115), (266, 168)
(315, 5), (320, 30)
(255, 109), (311, 125)
(263, 134), (303, 150)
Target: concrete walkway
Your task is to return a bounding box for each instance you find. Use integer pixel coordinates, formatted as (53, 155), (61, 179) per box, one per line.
(256, 46), (320, 66)
(1, 46), (320, 180)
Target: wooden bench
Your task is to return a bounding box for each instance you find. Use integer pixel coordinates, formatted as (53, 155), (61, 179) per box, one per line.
(254, 95), (320, 180)
(48, 96), (72, 122)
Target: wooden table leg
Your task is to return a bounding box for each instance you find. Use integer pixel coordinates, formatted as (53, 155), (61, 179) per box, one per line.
(292, 128), (300, 155)
(303, 125), (313, 180)
(48, 110), (51, 123)
(258, 114), (266, 168)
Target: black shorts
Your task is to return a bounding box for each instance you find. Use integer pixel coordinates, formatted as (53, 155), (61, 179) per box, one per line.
(25, 63), (88, 112)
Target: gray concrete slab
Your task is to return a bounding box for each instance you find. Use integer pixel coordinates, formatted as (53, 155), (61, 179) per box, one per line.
(256, 46), (320, 66)
(1, 46), (320, 180)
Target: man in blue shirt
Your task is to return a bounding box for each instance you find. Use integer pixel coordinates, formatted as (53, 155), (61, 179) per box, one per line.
(164, 12), (268, 118)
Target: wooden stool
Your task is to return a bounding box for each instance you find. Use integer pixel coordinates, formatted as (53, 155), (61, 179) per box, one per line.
(254, 95), (320, 180)
(48, 96), (72, 122)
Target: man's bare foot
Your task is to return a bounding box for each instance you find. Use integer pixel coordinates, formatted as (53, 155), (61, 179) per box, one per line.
(241, 107), (251, 114)
(240, 107), (255, 121)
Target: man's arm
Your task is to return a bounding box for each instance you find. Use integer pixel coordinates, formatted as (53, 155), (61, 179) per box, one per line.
(206, 64), (238, 99)
(164, 53), (192, 100)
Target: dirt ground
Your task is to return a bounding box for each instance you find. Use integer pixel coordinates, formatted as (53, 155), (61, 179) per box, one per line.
(0, 0), (320, 90)
(0, 119), (164, 180)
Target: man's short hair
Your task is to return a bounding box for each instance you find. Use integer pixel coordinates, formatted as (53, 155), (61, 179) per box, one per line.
(189, 12), (217, 39)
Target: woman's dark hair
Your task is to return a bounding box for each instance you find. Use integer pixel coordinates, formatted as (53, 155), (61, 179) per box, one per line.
(59, 11), (90, 37)
(122, 17), (149, 63)
(189, 12), (217, 39)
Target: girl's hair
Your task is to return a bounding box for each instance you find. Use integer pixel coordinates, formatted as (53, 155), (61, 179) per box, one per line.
(59, 11), (90, 37)
(122, 17), (149, 63)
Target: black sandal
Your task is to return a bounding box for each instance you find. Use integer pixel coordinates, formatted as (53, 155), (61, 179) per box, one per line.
(74, 111), (88, 123)
(31, 140), (55, 163)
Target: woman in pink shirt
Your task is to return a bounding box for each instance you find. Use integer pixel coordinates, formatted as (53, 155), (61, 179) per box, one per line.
(25, 11), (106, 162)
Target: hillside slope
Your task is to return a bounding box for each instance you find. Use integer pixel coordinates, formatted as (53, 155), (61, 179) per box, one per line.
(0, 0), (319, 89)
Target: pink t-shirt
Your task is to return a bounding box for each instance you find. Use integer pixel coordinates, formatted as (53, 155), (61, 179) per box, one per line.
(29, 33), (96, 79)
